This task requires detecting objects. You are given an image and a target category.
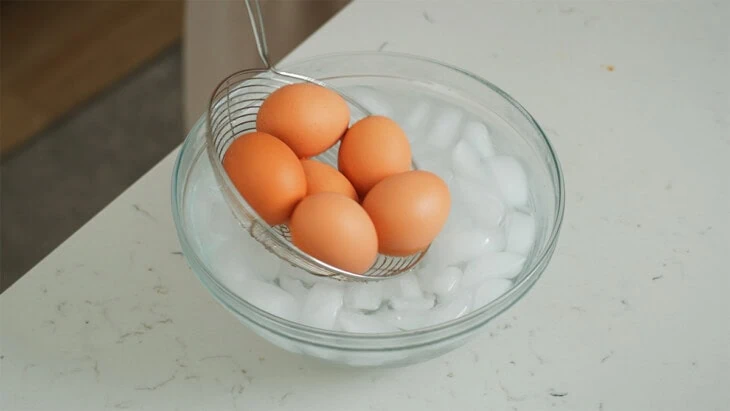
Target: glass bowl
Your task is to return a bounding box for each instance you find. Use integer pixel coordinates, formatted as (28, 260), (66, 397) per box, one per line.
(171, 52), (565, 368)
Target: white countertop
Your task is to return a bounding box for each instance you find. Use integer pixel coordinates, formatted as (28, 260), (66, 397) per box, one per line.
(2, 1), (728, 410)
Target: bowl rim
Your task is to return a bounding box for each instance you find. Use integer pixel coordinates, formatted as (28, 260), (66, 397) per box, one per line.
(171, 50), (565, 345)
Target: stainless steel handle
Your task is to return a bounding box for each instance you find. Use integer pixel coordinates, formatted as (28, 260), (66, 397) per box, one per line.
(244, 0), (271, 69)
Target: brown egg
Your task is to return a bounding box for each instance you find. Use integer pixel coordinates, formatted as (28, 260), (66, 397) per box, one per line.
(338, 115), (412, 197)
(289, 193), (378, 274)
(362, 171), (450, 256)
(256, 83), (350, 158)
(223, 132), (306, 226)
(301, 159), (359, 202)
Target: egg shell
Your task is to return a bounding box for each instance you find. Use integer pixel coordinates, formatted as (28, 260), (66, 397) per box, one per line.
(289, 193), (378, 274)
(338, 115), (412, 197)
(301, 159), (359, 202)
(223, 132), (307, 226)
(256, 83), (350, 158)
(363, 170), (451, 256)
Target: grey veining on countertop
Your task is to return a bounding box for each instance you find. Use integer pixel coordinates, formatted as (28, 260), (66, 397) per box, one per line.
(1, 1), (729, 410)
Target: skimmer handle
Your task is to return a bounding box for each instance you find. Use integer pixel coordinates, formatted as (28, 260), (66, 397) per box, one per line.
(244, 0), (271, 69)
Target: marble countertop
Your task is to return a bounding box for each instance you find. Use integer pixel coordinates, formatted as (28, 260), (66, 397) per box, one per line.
(2, 1), (728, 410)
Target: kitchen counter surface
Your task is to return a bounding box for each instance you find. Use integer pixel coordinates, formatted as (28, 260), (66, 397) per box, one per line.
(2, 1), (728, 410)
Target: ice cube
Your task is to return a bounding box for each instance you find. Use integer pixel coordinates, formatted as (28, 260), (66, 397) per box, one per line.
(210, 241), (257, 286)
(485, 228), (507, 252)
(413, 144), (452, 172)
(451, 139), (482, 181)
(424, 291), (472, 326)
(440, 200), (474, 235)
(487, 156), (529, 207)
(224, 279), (299, 321)
(347, 87), (392, 116)
(415, 154), (454, 183)
(277, 263), (318, 287)
(462, 121), (495, 159)
(396, 273), (423, 299)
(380, 277), (402, 300)
(452, 152), (487, 183)
(199, 200), (238, 247)
(389, 294), (436, 311)
(506, 211), (536, 256)
(473, 278), (512, 309)
(201, 193), (281, 282)
(462, 252), (526, 287)
(344, 282), (384, 311)
(455, 178), (506, 229)
(419, 265), (462, 301)
(428, 228), (504, 267)
(402, 101), (431, 138)
(376, 309), (427, 330)
(426, 108), (463, 149)
(300, 283), (345, 330)
(424, 266), (463, 300)
(188, 166), (222, 226)
(225, 232), (281, 282)
(278, 276), (309, 302)
(337, 310), (399, 333)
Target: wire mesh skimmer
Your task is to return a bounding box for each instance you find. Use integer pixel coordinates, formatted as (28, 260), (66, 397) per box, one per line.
(204, 0), (427, 281)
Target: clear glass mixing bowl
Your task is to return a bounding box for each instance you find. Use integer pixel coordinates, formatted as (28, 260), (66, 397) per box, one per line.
(171, 52), (565, 367)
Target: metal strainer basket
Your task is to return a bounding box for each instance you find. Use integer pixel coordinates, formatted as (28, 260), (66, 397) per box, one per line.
(205, 69), (427, 281)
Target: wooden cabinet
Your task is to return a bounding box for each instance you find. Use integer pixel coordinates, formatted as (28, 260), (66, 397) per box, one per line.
(0, 0), (183, 157)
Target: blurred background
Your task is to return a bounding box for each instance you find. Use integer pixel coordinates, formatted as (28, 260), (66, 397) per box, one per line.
(0, 0), (349, 292)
